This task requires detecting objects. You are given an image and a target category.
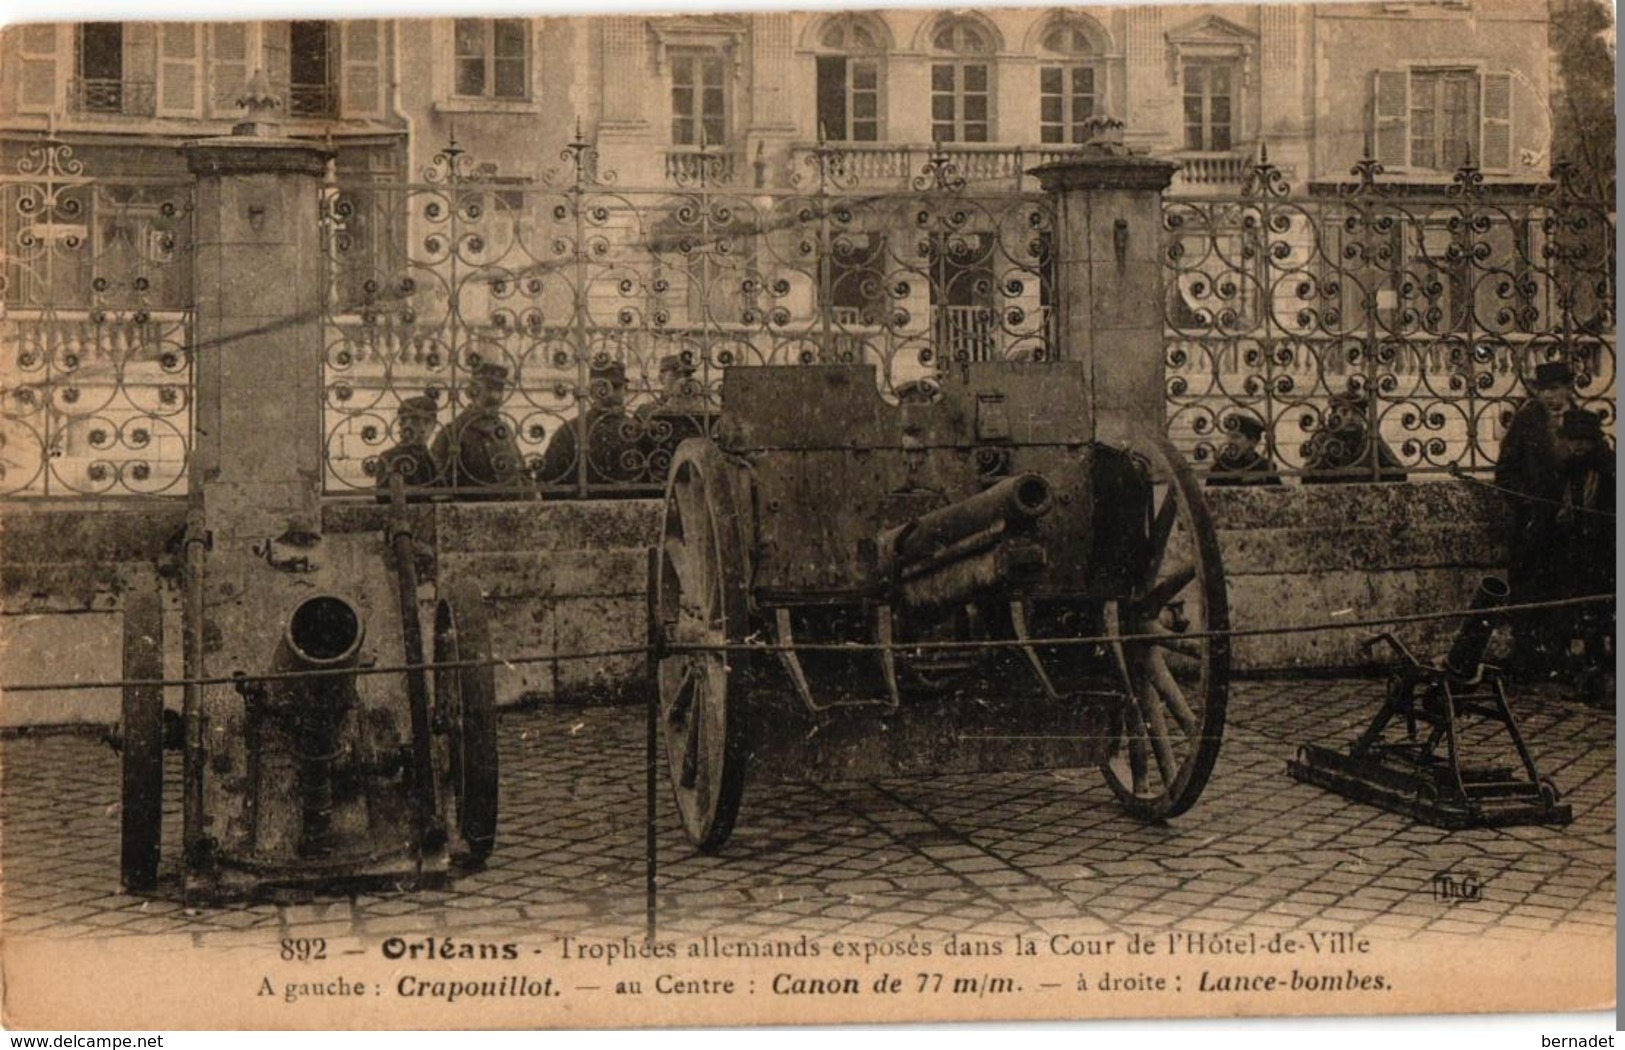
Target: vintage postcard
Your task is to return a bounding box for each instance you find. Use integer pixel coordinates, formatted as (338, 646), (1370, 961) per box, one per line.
(0, 0), (1615, 1031)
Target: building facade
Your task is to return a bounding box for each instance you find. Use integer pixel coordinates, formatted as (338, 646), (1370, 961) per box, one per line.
(1, 4), (1555, 192)
(0, 5), (1577, 499)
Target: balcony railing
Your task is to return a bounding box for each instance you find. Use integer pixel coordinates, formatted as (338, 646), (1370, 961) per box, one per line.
(789, 142), (1090, 190)
(664, 149), (737, 185)
(68, 78), (156, 118)
(935, 304), (998, 363)
(1171, 151), (1259, 190)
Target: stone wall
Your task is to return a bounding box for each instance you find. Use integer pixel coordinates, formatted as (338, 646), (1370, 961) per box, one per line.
(1205, 481), (1511, 670)
(0, 482), (1512, 726)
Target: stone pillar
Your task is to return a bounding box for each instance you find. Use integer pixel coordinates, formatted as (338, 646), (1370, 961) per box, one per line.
(184, 128), (332, 531)
(1032, 144), (1177, 445)
(182, 119), (349, 887)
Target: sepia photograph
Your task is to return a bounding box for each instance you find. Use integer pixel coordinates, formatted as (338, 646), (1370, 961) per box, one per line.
(0, 0), (1615, 1030)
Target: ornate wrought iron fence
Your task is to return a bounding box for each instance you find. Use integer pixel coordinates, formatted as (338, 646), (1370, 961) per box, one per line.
(321, 136), (1055, 499)
(1, 140), (194, 498)
(1163, 153), (1616, 481)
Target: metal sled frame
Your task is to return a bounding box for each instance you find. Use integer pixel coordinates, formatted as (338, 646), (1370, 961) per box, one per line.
(1288, 632), (1572, 830)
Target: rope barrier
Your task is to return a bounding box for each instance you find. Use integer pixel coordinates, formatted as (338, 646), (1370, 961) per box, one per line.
(1450, 466), (1618, 518)
(0, 592), (1610, 695)
(664, 592), (1615, 656)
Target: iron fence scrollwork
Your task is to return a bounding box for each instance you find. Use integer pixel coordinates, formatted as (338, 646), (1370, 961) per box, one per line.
(1, 138), (194, 498)
(1163, 147), (1615, 481)
(320, 130), (1055, 499)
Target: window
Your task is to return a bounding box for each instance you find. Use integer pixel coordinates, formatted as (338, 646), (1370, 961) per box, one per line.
(1040, 67), (1095, 145)
(1373, 68), (1513, 172)
(454, 19), (527, 100)
(930, 19), (993, 143)
(817, 58), (880, 142)
(1183, 60), (1236, 152)
(1411, 68), (1477, 171)
(1167, 222), (1266, 333)
(930, 232), (997, 362)
(289, 22), (333, 117)
(671, 50), (727, 146)
(814, 16), (884, 143)
(76, 23), (123, 112)
(826, 232), (889, 325)
(1038, 22), (1099, 146)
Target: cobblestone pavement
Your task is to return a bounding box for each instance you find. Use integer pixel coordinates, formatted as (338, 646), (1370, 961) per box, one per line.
(1, 678), (1613, 949)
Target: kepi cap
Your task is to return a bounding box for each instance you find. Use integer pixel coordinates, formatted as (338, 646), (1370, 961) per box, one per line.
(658, 353), (696, 376)
(398, 394), (438, 417)
(472, 361), (510, 384)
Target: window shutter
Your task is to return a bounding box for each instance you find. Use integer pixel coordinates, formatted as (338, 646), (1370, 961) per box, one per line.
(341, 20), (384, 118)
(263, 22), (291, 106)
(210, 24), (250, 118)
(1480, 71), (1513, 171)
(1372, 68), (1409, 168)
(125, 23), (156, 100)
(156, 22), (202, 116)
(16, 24), (60, 114)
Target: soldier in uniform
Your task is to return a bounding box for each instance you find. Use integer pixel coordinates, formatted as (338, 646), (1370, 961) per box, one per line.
(374, 394), (441, 502)
(1302, 392), (1407, 484)
(1494, 360), (1576, 677)
(1552, 408), (1614, 692)
(636, 353), (710, 484)
(640, 353), (710, 418)
(430, 361), (535, 499)
(537, 359), (641, 488)
(1207, 413), (1281, 487)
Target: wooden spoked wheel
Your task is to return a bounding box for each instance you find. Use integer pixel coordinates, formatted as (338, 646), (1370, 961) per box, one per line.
(1101, 435), (1230, 821)
(120, 588), (165, 892)
(655, 441), (751, 852)
(435, 578), (499, 865)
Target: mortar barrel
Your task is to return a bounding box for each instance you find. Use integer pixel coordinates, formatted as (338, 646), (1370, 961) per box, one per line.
(283, 594), (366, 672)
(274, 593), (366, 858)
(1444, 576), (1511, 679)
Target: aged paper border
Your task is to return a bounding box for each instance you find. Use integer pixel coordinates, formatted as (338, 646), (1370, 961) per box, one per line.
(0, 0), (1617, 1031)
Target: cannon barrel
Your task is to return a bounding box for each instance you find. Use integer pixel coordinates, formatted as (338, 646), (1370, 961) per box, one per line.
(247, 594), (367, 858)
(878, 474), (1053, 576)
(282, 594), (366, 673)
(877, 474), (1053, 611)
(1444, 576), (1511, 679)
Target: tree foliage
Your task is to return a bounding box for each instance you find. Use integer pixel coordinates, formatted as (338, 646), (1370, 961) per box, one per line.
(1549, 0), (1617, 200)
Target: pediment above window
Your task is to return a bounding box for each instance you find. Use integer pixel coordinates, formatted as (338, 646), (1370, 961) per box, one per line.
(648, 16), (746, 77)
(1165, 14), (1257, 85)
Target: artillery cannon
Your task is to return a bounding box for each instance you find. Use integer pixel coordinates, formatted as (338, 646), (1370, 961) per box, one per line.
(651, 361), (1229, 851)
(118, 481), (500, 900)
(116, 134), (497, 900)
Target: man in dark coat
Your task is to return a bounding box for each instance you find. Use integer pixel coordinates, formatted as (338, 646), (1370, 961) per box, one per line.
(1494, 360), (1576, 677)
(1551, 408), (1614, 686)
(374, 394), (441, 502)
(430, 361), (535, 499)
(1207, 413), (1282, 487)
(537, 359), (641, 488)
